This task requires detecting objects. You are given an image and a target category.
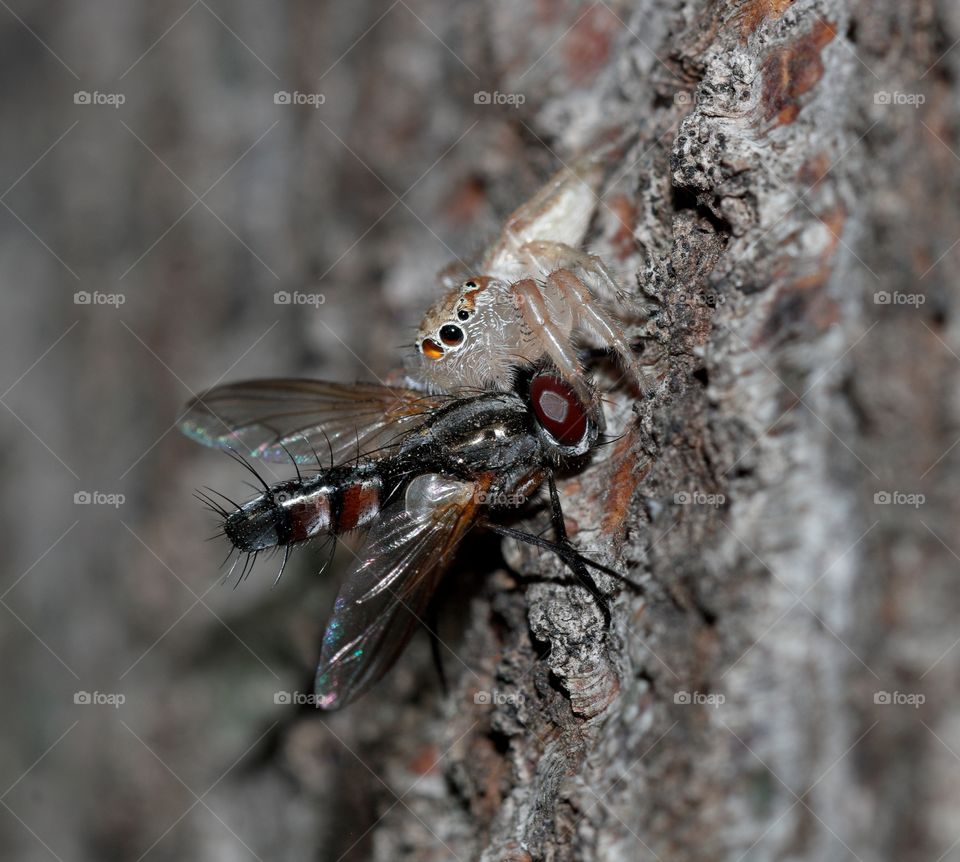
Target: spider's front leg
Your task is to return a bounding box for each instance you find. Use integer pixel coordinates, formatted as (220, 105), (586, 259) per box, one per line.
(519, 239), (659, 390)
(517, 240), (623, 305)
(513, 262), (655, 392)
(510, 277), (586, 394)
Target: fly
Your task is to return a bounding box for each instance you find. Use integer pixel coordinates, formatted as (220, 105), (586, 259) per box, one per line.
(181, 368), (628, 709)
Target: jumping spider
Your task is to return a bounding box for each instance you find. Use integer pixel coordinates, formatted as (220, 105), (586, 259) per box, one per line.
(414, 154), (654, 399)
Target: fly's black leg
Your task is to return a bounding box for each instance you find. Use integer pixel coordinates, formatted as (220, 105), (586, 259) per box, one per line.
(483, 522), (630, 580)
(547, 473), (611, 627)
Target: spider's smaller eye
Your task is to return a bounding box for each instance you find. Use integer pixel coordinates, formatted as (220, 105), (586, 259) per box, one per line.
(439, 324), (464, 346)
(457, 309), (470, 321)
(464, 280), (477, 289)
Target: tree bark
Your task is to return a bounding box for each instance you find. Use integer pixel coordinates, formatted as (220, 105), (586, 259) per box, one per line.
(296, 2), (960, 860)
(2, 2), (957, 861)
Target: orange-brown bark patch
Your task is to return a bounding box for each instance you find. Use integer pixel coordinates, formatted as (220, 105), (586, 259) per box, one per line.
(601, 431), (649, 540)
(761, 18), (836, 126)
(737, 0), (796, 39)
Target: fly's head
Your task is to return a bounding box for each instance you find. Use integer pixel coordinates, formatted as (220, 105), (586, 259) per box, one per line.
(524, 370), (600, 460)
(416, 276), (516, 392)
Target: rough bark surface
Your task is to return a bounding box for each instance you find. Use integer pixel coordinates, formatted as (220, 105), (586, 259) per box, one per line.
(2, 2), (958, 861)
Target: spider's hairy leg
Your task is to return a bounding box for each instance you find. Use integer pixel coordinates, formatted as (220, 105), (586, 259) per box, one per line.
(546, 268), (655, 394)
(511, 277), (587, 397)
(518, 240), (622, 304)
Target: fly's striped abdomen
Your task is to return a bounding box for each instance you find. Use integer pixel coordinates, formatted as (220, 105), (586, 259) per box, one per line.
(224, 468), (383, 553)
(336, 479), (382, 532)
(281, 476), (381, 543)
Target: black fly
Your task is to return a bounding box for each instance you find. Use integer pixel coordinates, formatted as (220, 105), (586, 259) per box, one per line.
(181, 369), (630, 708)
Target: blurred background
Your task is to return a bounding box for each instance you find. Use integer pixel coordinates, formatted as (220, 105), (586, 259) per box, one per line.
(0, 1), (581, 858)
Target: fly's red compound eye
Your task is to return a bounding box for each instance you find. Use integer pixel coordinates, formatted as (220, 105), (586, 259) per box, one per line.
(421, 338), (444, 360)
(530, 374), (588, 446)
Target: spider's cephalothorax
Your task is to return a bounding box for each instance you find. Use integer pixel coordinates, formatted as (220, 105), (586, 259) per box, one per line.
(414, 156), (655, 398)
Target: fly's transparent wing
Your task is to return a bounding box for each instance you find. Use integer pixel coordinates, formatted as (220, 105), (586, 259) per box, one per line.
(313, 474), (482, 709)
(180, 378), (447, 465)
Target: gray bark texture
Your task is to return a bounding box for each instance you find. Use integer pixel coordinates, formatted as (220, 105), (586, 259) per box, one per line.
(1, 1), (958, 861)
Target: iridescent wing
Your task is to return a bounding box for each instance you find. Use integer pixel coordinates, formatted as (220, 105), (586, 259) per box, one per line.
(314, 474), (483, 709)
(180, 378), (448, 465)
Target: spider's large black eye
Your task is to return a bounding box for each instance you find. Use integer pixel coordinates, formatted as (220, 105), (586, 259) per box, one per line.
(439, 324), (464, 346)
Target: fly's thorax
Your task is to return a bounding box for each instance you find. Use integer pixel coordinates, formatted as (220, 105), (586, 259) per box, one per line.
(399, 391), (541, 477)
